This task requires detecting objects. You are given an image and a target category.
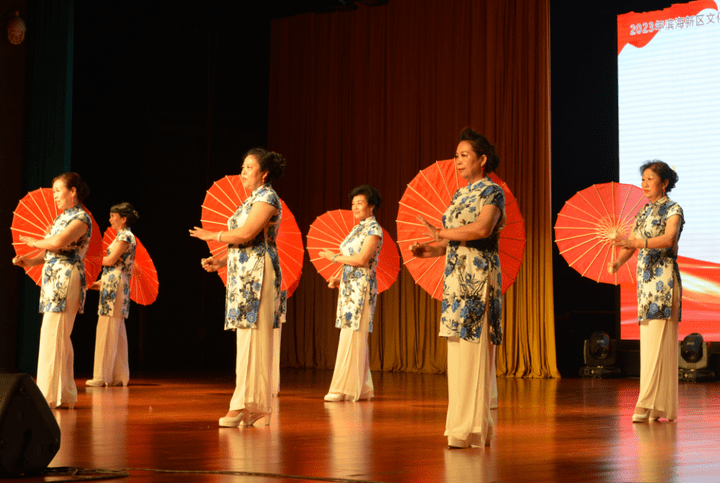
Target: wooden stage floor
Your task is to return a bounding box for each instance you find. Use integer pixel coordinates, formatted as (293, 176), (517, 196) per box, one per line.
(7, 369), (720, 482)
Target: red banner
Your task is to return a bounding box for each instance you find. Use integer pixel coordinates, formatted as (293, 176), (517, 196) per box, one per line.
(621, 255), (720, 339)
(618, 0), (718, 54)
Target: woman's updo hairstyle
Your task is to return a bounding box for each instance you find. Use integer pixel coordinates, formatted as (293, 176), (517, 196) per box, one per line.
(52, 172), (90, 202)
(458, 128), (500, 174)
(244, 147), (287, 184)
(639, 160), (679, 193)
(349, 184), (382, 214)
(110, 202), (140, 227)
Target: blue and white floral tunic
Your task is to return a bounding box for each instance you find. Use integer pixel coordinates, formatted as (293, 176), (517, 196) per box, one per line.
(98, 229), (137, 319)
(633, 196), (684, 322)
(225, 184), (284, 330)
(334, 216), (383, 332)
(39, 205), (92, 314)
(439, 178), (505, 344)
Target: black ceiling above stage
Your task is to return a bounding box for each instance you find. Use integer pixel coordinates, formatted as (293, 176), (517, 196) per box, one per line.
(196, 0), (389, 20)
(268, 0), (389, 17)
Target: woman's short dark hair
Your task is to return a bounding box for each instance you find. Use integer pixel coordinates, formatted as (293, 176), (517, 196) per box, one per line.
(110, 202), (140, 227)
(349, 184), (382, 213)
(640, 160), (679, 193)
(458, 128), (500, 174)
(244, 147), (287, 184)
(52, 172), (90, 202)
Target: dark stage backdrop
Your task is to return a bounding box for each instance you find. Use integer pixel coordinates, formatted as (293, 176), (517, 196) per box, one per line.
(0, 0), (27, 371)
(5, 0), (75, 373)
(268, 0), (559, 377)
(67, 2), (276, 376)
(550, 0), (622, 376)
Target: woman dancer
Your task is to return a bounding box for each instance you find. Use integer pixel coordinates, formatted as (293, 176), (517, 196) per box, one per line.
(609, 160), (683, 422)
(12, 172), (92, 408)
(87, 202), (139, 387)
(412, 129), (505, 448)
(319, 185), (383, 402)
(190, 148), (286, 427)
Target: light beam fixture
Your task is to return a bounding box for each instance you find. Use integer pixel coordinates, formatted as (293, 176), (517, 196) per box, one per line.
(679, 332), (715, 382)
(580, 331), (621, 378)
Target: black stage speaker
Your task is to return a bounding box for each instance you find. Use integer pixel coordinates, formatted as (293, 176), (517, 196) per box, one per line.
(0, 373), (60, 477)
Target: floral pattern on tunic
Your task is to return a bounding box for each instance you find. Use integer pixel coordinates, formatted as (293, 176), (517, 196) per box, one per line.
(439, 178), (505, 344)
(225, 184), (284, 330)
(39, 206), (92, 314)
(633, 196), (684, 322)
(334, 217), (383, 332)
(98, 229), (137, 318)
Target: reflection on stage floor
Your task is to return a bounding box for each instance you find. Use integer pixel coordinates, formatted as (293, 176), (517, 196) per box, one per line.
(7, 369), (720, 482)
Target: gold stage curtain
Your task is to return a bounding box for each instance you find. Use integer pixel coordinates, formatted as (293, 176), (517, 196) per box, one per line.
(268, 0), (560, 378)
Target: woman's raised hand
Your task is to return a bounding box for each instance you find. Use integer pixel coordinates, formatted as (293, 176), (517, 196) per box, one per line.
(612, 237), (626, 248)
(319, 250), (336, 262)
(417, 215), (439, 242)
(18, 235), (39, 248)
(189, 227), (214, 242)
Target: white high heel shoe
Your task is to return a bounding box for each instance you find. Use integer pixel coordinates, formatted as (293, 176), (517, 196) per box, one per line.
(219, 410), (248, 428)
(632, 410), (649, 423)
(244, 412), (271, 426)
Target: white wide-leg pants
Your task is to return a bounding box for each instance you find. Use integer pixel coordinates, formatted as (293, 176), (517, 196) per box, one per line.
(326, 292), (374, 402)
(445, 318), (496, 448)
(229, 253), (274, 415)
(635, 274), (680, 421)
(37, 266), (81, 408)
(272, 325), (281, 396)
(91, 315), (130, 386)
(91, 276), (129, 386)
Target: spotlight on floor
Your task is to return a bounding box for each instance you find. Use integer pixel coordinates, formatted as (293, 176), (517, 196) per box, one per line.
(579, 331), (621, 378)
(679, 332), (715, 382)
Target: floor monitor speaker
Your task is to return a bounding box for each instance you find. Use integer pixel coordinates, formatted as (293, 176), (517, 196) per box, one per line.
(0, 373), (60, 477)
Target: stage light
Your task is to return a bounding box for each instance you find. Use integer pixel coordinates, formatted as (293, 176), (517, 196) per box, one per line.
(679, 333), (715, 382)
(588, 331), (612, 363)
(680, 332), (704, 363)
(580, 331), (621, 378)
